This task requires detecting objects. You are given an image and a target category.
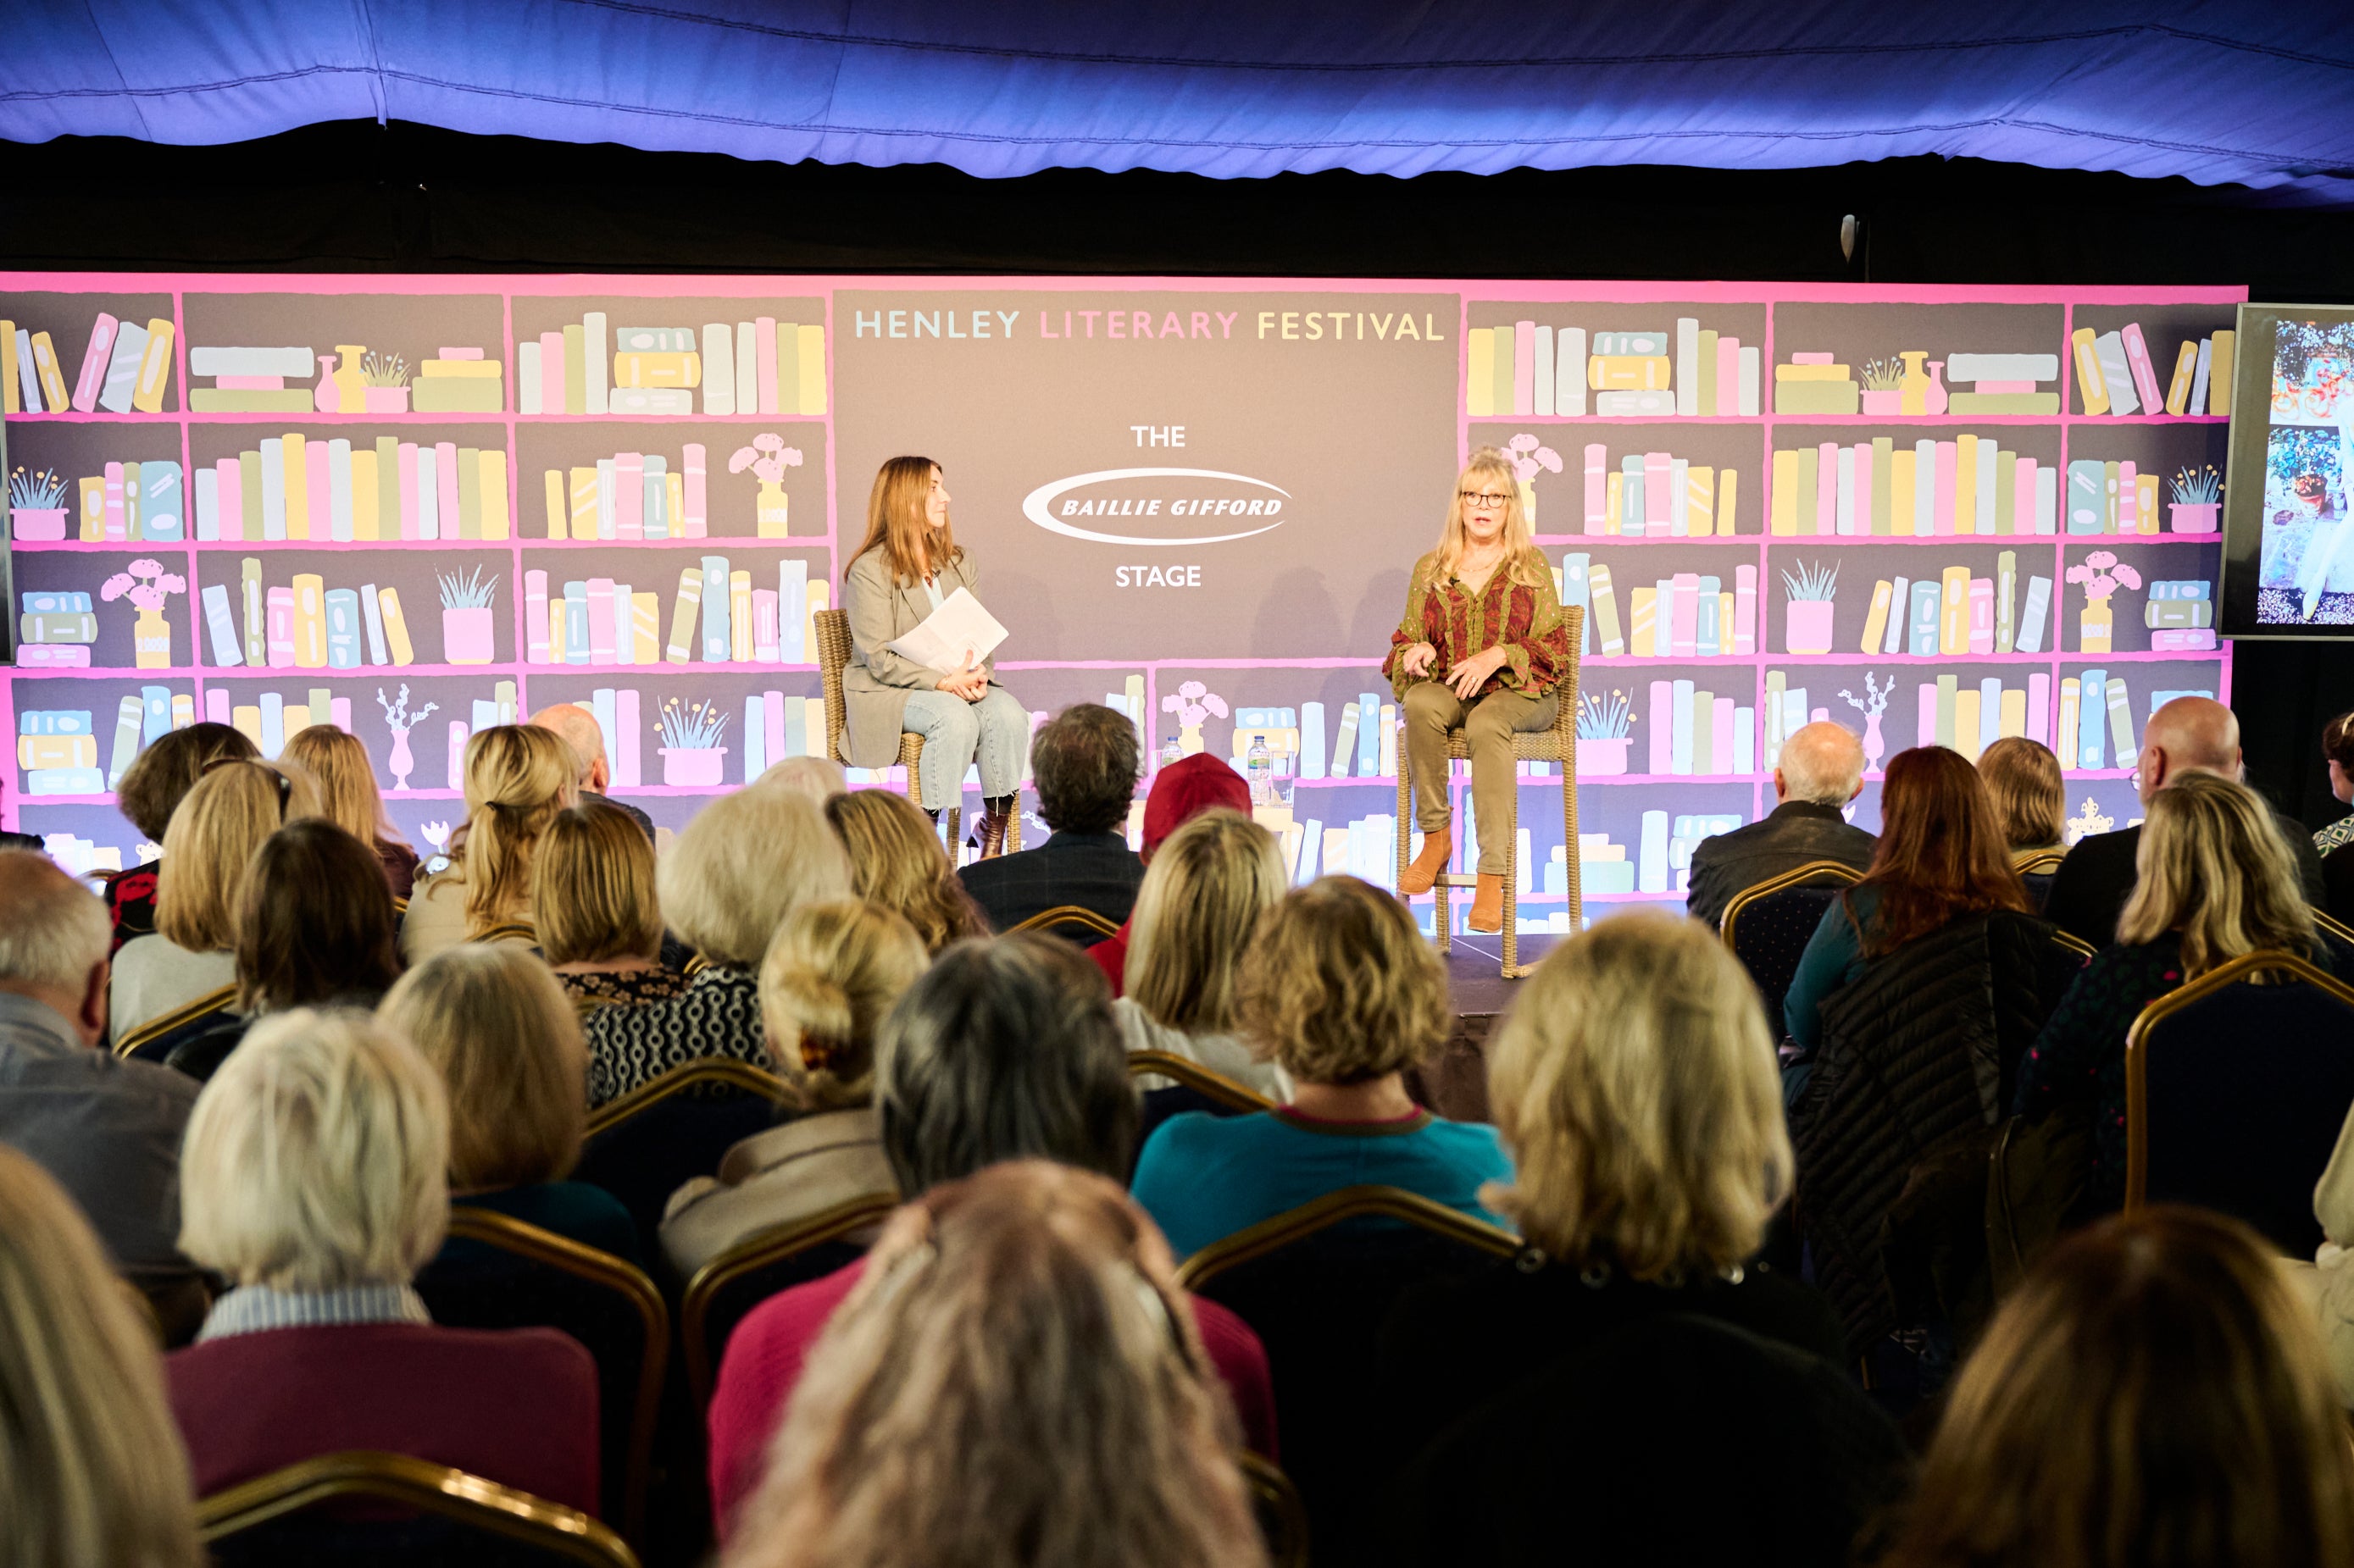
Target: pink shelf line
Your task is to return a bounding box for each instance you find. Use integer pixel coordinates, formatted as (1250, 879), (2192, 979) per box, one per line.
(3, 411), (172, 424)
(172, 412), (508, 424)
(516, 413), (834, 425)
(1752, 650), (2213, 665)
(1577, 890), (1691, 902)
(10, 794), (122, 806)
(514, 536), (830, 550)
(528, 663), (819, 675)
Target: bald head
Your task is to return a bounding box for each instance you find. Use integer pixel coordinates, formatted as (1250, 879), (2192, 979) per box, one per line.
(0, 850), (110, 1044)
(529, 704), (608, 793)
(1775, 722), (1866, 807)
(2138, 696), (2240, 805)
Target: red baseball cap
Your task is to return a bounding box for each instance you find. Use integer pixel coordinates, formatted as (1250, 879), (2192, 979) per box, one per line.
(1141, 752), (1251, 856)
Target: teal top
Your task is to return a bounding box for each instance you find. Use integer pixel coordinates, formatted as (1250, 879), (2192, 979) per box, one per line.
(1130, 1105), (1514, 1259)
(1783, 886), (1882, 1051)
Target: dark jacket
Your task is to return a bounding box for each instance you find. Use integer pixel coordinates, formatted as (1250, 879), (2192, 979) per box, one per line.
(957, 828), (1142, 943)
(1685, 801), (1877, 929)
(2044, 805), (2325, 947)
(1790, 909), (2074, 1355)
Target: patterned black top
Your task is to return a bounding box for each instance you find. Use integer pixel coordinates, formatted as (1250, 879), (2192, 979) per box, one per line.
(556, 967), (692, 1007)
(2012, 934), (2185, 1214)
(584, 965), (769, 1106)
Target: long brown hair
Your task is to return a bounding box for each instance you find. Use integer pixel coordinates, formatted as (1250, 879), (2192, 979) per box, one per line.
(236, 820), (403, 1013)
(824, 789), (985, 953)
(1852, 745), (2031, 956)
(281, 725), (407, 854)
(849, 455), (959, 589)
(1876, 1206), (2354, 1568)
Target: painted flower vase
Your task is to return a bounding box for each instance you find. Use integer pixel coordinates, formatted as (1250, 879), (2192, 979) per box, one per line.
(1897, 351), (1932, 414)
(442, 607), (496, 665)
(1923, 361), (1949, 416)
(756, 480), (791, 537)
(1785, 600), (1836, 655)
(1518, 479), (1537, 527)
(1578, 737), (1631, 777)
(11, 507), (66, 540)
(2169, 502), (2218, 535)
(1862, 712), (1885, 772)
(133, 608), (172, 668)
(660, 745), (728, 787)
(1862, 388), (1903, 416)
(2079, 598), (2115, 654)
(364, 385), (410, 413)
(314, 354), (340, 413)
(386, 729), (416, 792)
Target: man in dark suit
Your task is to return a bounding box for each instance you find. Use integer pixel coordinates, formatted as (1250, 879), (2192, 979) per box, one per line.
(958, 702), (1143, 944)
(2044, 695), (2324, 947)
(1685, 721), (1878, 928)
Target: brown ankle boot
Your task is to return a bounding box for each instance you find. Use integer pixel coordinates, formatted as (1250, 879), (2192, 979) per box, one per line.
(1398, 829), (1453, 895)
(1468, 873), (1506, 934)
(975, 795), (1017, 859)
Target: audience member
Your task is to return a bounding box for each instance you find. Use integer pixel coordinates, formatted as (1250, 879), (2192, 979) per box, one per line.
(154, 819), (407, 1081)
(753, 756), (848, 802)
(0, 1145), (201, 1567)
(2045, 695), (2323, 946)
(1131, 875), (1510, 1259)
(1118, 807), (1292, 1100)
(2015, 772), (2323, 1215)
(530, 701), (656, 842)
(382, 945), (637, 1264)
(958, 702), (1142, 940)
(1783, 745), (2034, 1055)
(1684, 721), (1876, 928)
(107, 721), (256, 953)
(723, 1161), (1265, 1568)
(2315, 710), (2354, 928)
(532, 798), (689, 1006)
(662, 900), (930, 1280)
(824, 788), (988, 952)
(167, 1011), (600, 1513)
(2307, 1084), (2354, 1405)
(1978, 735), (2066, 856)
(1091, 751), (1252, 995)
(112, 757), (318, 1041)
(281, 724), (420, 899)
(706, 934), (1276, 1537)
(0, 850), (203, 1328)
(586, 785), (851, 1105)
(401, 724), (576, 963)
(1875, 1207), (2354, 1568)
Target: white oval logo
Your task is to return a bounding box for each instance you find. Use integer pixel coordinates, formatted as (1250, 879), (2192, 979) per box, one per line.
(1021, 467), (1290, 547)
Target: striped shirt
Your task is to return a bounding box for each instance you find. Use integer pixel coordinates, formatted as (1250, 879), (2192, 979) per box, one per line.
(197, 1283), (430, 1342)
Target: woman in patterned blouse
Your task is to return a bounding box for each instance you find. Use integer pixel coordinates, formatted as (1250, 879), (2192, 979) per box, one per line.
(1386, 447), (1574, 933)
(532, 798), (690, 1009)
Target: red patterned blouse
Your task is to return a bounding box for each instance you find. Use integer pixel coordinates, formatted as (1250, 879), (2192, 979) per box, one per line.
(1383, 550), (1572, 703)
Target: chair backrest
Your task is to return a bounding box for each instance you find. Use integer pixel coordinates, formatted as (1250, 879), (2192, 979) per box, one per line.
(2127, 949), (2354, 1254)
(2314, 907), (2354, 972)
(1238, 1452), (1311, 1568)
(1720, 862), (1864, 1032)
(197, 1449), (638, 1568)
(575, 1058), (797, 1242)
(475, 920), (540, 948)
(680, 1191), (901, 1409)
(2013, 848), (2067, 876)
(1174, 1186), (1518, 1565)
(115, 981), (237, 1061)
(814, 607), (853, 764)
(1011, 903), (1122, 945)
(413, 1210), (668, 1546)
(2020, 869), (2057, 912)
(1128, 1049), (1276, 1151)
(2050, 928), (2096, 961)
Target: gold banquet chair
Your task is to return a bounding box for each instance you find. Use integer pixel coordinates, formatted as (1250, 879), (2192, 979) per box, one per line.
(1392, 605), (1583, 978)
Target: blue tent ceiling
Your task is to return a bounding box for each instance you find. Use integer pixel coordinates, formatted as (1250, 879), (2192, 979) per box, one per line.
(7, 3), (2353, 202)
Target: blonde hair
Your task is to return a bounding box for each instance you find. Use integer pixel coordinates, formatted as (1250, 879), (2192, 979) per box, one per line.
(2118, 771), (2316, 975)
(0, 1147), (200, 1568)
(824, 790), (985, 954)
(1237, 875), (1450, 1085)
(532, 799), (663, 966)
(662, 788), (852, 969)
(1485, 910), (1790, 1279)
(1432, 446), (1546, 588)
(154, 759), (319, 950)
(1877, 1207), (2354, 1568)
(1126, 809), (1288, 1036)
(280, 725), (405, 853)
(727, 1160), (1263, 1568)
(380, 945), (586, 1191)
(180, 1010), (449, 1291)
(453, 725), (576, 933)
(758, 900), (930, 1112)
(1977, 736), (2065, 850)
(849, 456), (959, 589)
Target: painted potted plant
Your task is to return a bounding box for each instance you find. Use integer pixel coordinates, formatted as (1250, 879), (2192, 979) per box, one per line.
(1503, 434), (1563, 525)
(1840, 672), (1891, 773)
(1576, 689), (1634, 776)
(730, 433), (806, 537)
(1861, 357), (1904, 417)
(1158, 679), (1229, 759)
(658, 696), (730, 786)
(437, 566), (498, 665)
(375, 684), (438, 792)
(1781, 560), (1840, 654)
(99, 557), (186, 668)
(362, 352), (411, 414)
(2168, 464), (2222, 534)
(2068, 550), (2143, 653)
(8, 466), (69, 540)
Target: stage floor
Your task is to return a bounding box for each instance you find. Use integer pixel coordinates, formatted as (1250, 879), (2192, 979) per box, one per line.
(1407, 933), (1562, 1125)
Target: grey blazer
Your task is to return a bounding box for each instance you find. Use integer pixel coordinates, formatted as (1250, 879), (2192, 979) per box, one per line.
(841, 546), (997, 767)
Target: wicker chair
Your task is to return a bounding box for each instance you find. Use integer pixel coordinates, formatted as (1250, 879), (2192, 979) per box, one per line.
(1391, 606), (1583, 978)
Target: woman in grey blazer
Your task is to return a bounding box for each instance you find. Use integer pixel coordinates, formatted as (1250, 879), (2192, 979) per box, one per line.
(841, 456), (1028, 856)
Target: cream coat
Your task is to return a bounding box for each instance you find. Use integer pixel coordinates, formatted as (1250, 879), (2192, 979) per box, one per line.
(840, 547), (995, 768)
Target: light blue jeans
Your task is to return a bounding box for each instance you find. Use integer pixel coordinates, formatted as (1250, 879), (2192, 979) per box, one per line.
(900, 684), (1028, 808)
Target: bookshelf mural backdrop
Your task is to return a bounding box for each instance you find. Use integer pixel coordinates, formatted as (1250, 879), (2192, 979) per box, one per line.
(2, 277), (2238, 932)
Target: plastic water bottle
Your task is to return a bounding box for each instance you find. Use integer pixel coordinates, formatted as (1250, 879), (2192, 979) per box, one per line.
(1159, 734), (1182, 770)
(1246, 736), (1272, 804)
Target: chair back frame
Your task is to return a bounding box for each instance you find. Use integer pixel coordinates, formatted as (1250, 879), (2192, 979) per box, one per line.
(680, 1190), (902, 1409)
(1718, 859), (1864, 952)
(582, 1055), (795, 1139)
(2012, 848), (2067, 875)
(114, 982), (237, 1059)
(1238, 1451), (1311, 1568)
(1010, 903), (1122, 940)
(2049, 928), (2096, 960)
(1174, 1183), (1518, 1292)
(2314, 906), (2354, 948)
(1125, 1050), (1275, 1114)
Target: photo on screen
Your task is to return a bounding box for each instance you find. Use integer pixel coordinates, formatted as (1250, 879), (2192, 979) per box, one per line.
(2221, 303), (2354, 638)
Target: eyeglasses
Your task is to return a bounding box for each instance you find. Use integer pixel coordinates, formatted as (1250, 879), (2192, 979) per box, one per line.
(203, 756), (295, 821)
(1459, 490), (1513, 509)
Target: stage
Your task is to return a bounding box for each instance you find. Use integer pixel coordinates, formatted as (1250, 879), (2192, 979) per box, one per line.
(1405, 934), (1562, 1126)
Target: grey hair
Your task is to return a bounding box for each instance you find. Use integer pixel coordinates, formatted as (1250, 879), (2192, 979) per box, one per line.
(874, 934), (1139, 1194)
(0, 850), (110, 994)
(1778, 721), (1865, 806)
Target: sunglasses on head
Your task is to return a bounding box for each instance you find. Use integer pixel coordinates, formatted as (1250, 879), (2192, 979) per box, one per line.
(203, 756), (295, 821)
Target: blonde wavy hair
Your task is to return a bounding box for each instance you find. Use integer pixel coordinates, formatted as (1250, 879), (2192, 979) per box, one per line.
(380, 945), (586, 1191)
(0, 1147), (200, 1568)
(661, 786), (852, 969)
(154, 758), (320, 951)
(824, 789), (986, 953)
(758, 900), (930, 1112)
(452, 725), (577, 933)
(1976, 736), (2065, 851)
(1127, 809), (1288, 1036)
(281, 724), (407, 855)
(1485, 910), (1790, 1280)
(1237, 875), (1450, 1086)
(532, 798), (663, 967)
(2118, 771), (2315, 976)
(1431, 446), (1546, 588)
(725, 1160), (1263, 1568)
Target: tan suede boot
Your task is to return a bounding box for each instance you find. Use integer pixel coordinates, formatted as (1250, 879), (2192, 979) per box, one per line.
(1468, 873), (1506, 934)
(1398, 829), (1453, 895)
